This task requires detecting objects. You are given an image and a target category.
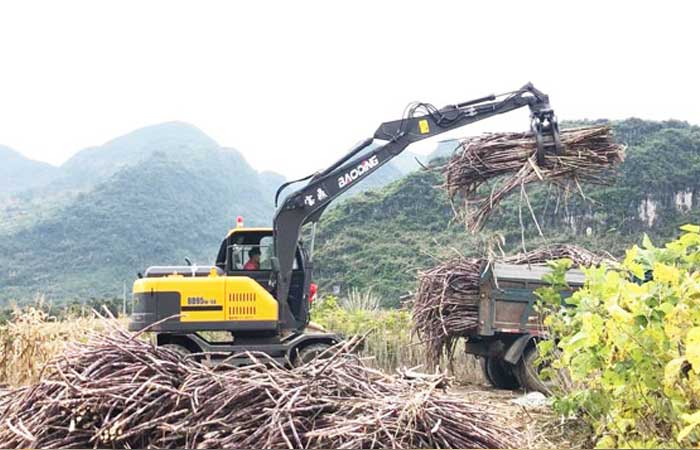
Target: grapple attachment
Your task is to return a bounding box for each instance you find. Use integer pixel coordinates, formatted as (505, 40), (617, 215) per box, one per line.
(531, 110), (562, 166)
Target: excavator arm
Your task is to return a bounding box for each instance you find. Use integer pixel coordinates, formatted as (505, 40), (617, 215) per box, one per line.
(273, 82), (561, 330)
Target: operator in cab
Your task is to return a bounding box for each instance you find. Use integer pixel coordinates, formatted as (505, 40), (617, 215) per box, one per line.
(243, 247), (261, 270)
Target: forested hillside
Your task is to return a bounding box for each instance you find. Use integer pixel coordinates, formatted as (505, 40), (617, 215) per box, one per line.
(313, 119), (700, 304)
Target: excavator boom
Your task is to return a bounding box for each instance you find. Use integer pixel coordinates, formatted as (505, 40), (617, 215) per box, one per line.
(273, 82), (562, 330)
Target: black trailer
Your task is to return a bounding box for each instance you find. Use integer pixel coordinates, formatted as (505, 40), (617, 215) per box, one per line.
(464, 263), (585, 393)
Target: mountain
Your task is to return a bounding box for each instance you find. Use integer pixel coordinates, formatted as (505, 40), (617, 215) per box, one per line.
(259, 170), (287, 202)
(0, 123), (281, 304)
(312, 119), (700, 305)
(427, 139), (461, 162)
(0, 122), (238, 234)
(0, 121), (435, 304)
(53, 121), (220, 190)
(0, 145), (59, 193)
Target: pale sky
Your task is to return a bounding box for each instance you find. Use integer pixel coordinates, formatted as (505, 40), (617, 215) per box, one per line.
(0, 1), (697, 179)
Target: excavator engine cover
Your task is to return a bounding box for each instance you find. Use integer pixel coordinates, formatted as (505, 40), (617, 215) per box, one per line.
(129, 272), (279, 333)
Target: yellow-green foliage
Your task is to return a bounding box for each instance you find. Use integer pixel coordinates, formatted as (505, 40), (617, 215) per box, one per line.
(539, 225), (700, 448)
(311, 296), (481, 381)
(0, 307), (118, 387)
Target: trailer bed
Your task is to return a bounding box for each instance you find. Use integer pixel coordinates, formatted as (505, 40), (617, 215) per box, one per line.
(477, 263), (585, 336)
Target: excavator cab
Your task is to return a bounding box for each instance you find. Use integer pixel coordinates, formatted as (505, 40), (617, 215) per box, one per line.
(214, 225), (312, 325)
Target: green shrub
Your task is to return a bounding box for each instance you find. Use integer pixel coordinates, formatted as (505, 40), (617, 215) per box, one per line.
(538, 225), (700, 448)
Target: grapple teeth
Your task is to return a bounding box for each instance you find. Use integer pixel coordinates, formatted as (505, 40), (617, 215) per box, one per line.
(531, 111), (561, 166)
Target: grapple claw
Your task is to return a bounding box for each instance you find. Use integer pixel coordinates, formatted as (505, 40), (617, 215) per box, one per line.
(531, 111), (561, 166)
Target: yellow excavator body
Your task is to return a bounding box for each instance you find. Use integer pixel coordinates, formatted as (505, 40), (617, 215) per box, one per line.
(129, 227), (282, 333)
(132, 272), (278, 324)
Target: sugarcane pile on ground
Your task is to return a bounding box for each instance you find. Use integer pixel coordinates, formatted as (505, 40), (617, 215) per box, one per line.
(412, 244), (611, 365)
(443, 125), (625, 232)
(0, 324), (520, 449)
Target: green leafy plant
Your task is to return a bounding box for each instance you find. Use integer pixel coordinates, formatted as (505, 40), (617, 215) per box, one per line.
(310, 295), (417, 371)
(537, 224), (700, 448)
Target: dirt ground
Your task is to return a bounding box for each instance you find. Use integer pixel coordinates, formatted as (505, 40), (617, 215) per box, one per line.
(451, 383), (593, 449)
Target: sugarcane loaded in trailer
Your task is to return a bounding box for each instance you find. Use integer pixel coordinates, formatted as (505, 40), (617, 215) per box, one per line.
(128, 82), (563, 365)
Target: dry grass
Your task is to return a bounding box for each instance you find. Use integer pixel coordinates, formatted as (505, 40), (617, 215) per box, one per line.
(357, 330), (486, 385)
(310, 296), (486, 384)
(0, 307), (123, 387)
(451, 386), (593, 449)
(339, 286), (382, 312)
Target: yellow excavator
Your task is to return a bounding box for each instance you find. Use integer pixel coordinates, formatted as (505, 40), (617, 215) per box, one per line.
(128, 82), (562, 366)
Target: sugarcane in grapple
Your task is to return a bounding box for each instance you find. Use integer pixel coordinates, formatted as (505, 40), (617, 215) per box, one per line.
(442, 125), (625, 232)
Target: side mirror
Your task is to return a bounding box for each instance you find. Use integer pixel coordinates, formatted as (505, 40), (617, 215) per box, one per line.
(184, 257), (192, 266)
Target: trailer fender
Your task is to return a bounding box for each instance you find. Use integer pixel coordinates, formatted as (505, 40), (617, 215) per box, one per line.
(503, 334), (533, 364)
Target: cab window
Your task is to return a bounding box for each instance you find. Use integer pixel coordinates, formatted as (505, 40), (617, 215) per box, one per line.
(227, 236), (299, 271)
(228, 243), (269, 271)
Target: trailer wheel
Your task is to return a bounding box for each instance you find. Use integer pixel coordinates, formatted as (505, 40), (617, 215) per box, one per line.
(515, 346), (553, 395)
(293, 343), (332, 367)
(480, 357), (494, 385)
(483, 357), (520, 390)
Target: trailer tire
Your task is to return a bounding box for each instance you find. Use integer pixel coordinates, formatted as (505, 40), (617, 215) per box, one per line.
(293, 343), (332, 367)
(480, 357), (494, 385)
(515, 346), (553, 395)
(483, 357), (520, 390)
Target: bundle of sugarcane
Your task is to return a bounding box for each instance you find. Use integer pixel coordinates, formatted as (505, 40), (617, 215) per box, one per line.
(413, 244), (610, 366)
(412, 257), (483, 365)
(0, 323), (520, 449)
(502, 243), (615, 267)
(443, 125), (625, 232)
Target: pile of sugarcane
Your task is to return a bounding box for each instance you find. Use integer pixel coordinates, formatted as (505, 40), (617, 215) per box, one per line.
(412, 257), (483, 365)
(0, 323), (520, 449)
(413, 244), (611, 366)
(443, 125), (625, 232)
(502, 243), (613, 267)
